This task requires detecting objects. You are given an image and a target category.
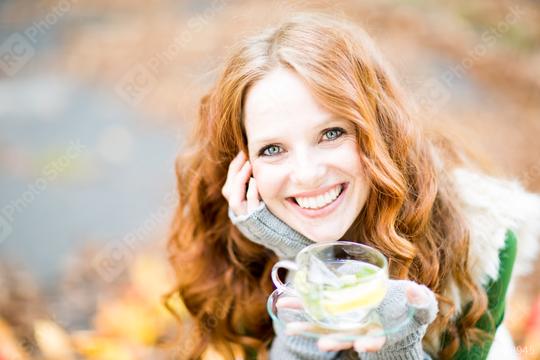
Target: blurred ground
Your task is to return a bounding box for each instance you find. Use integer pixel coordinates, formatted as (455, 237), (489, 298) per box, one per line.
(1, 0), (539, 359)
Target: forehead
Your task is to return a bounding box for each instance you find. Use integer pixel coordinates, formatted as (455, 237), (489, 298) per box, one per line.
(243, 67), (332, 139)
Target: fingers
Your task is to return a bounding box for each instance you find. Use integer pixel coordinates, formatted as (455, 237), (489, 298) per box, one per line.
(319, 336), (385, 353)
(231, 160), (251, 201)
(223, 151), (255, 216)
(285, 321), (347, 337)
(406, 283), (430, 307)
(275, 296), (303, 310)
(246, 177), (260, 213)
(317, 338), (353, 352)
(222, 151), (246, 199)
(406, 284), (438, 325)
(285, 322), (317, 336)
(354, 336), (386, 353)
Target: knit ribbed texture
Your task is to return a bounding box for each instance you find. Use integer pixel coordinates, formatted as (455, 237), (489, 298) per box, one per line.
(356, 280), (438, 359)
(270, 316), (339, 360)
(228, 203), (313, 259)
(357, 334), (424, 360)
(228, 205), (438, 359)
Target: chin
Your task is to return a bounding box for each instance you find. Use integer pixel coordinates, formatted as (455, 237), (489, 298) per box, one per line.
(302, 228), (346, 243)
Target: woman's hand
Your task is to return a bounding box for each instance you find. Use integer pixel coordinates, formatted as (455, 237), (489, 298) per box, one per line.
(223, 151), (313, 259)
(277, 280), (438, 356)
(222, 151), (261, 216)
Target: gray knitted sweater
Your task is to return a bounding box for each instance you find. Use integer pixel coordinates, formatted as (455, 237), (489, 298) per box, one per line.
(229, 203), (436, 360)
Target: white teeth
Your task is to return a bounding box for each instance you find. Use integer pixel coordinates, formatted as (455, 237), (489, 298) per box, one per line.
(295, 184), (343, 209)
(323, 191), (332, 204)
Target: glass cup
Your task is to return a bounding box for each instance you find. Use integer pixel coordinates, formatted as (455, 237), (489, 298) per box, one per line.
(271, 241), (388, 330)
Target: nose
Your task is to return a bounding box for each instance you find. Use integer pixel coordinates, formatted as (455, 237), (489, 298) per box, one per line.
(289, 150), (327, 187)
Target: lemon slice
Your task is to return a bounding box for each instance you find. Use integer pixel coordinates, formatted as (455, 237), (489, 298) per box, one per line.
(321, 280), (387, 315)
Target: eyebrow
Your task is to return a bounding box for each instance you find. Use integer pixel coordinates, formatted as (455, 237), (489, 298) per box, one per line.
(249, 116), (350, 147)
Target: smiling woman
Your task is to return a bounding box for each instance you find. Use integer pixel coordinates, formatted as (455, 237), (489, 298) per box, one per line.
(243, 67), (369, 242)
(166, 12), (539, 360)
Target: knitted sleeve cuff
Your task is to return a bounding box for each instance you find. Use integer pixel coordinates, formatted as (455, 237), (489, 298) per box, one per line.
(358, 332), (425, 360)
(359, 281), (438, 360)
(228, 203), (313, 259)
(269, 320), (339, 360)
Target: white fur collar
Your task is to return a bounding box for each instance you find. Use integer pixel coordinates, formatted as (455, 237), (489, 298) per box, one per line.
(452, 168), (540, 291)
(424, 168), (540, 355)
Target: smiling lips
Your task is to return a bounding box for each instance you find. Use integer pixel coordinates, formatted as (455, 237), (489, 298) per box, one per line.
(290, 183), (345, 210)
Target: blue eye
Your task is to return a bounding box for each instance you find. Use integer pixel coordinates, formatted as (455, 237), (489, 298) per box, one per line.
(257, 127), (346, 157)
(323, 127), (344, 141)
(260, 145), (282, 157)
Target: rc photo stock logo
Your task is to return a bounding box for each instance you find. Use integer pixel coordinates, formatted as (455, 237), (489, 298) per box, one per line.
(92, 240), (135, 283)
(414, 78), (451, 114)
(0, 33), (36, 76)
(0, 214), (14, 243)
(115, 63), (158, 106)
(0, 0), (79, 76)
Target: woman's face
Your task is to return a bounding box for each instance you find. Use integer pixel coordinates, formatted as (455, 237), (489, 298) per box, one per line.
(244, 67), (370, 242)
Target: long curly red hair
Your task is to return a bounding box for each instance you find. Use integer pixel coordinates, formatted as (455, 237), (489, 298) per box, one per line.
(167, 13), (491, 359)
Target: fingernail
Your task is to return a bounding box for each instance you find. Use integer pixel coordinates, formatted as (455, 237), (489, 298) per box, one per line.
(408, 284), (430, 307)
(318, 338), (339, 351)
(354, 345), (367, 353)
(354, 339), (368, 353)
(285, 322), (310, 335)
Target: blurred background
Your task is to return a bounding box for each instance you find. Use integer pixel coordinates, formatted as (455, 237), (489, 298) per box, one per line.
(0, 0), (539, 359)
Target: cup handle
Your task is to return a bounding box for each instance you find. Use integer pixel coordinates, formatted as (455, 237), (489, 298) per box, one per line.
(271, 260), (299, 295)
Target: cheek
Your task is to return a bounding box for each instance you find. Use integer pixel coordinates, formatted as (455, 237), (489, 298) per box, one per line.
(347, 152), (364, 176)
(332, 142), (364, 175)
(339, 145), (369, 198)
(252, 164), (285, 200)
